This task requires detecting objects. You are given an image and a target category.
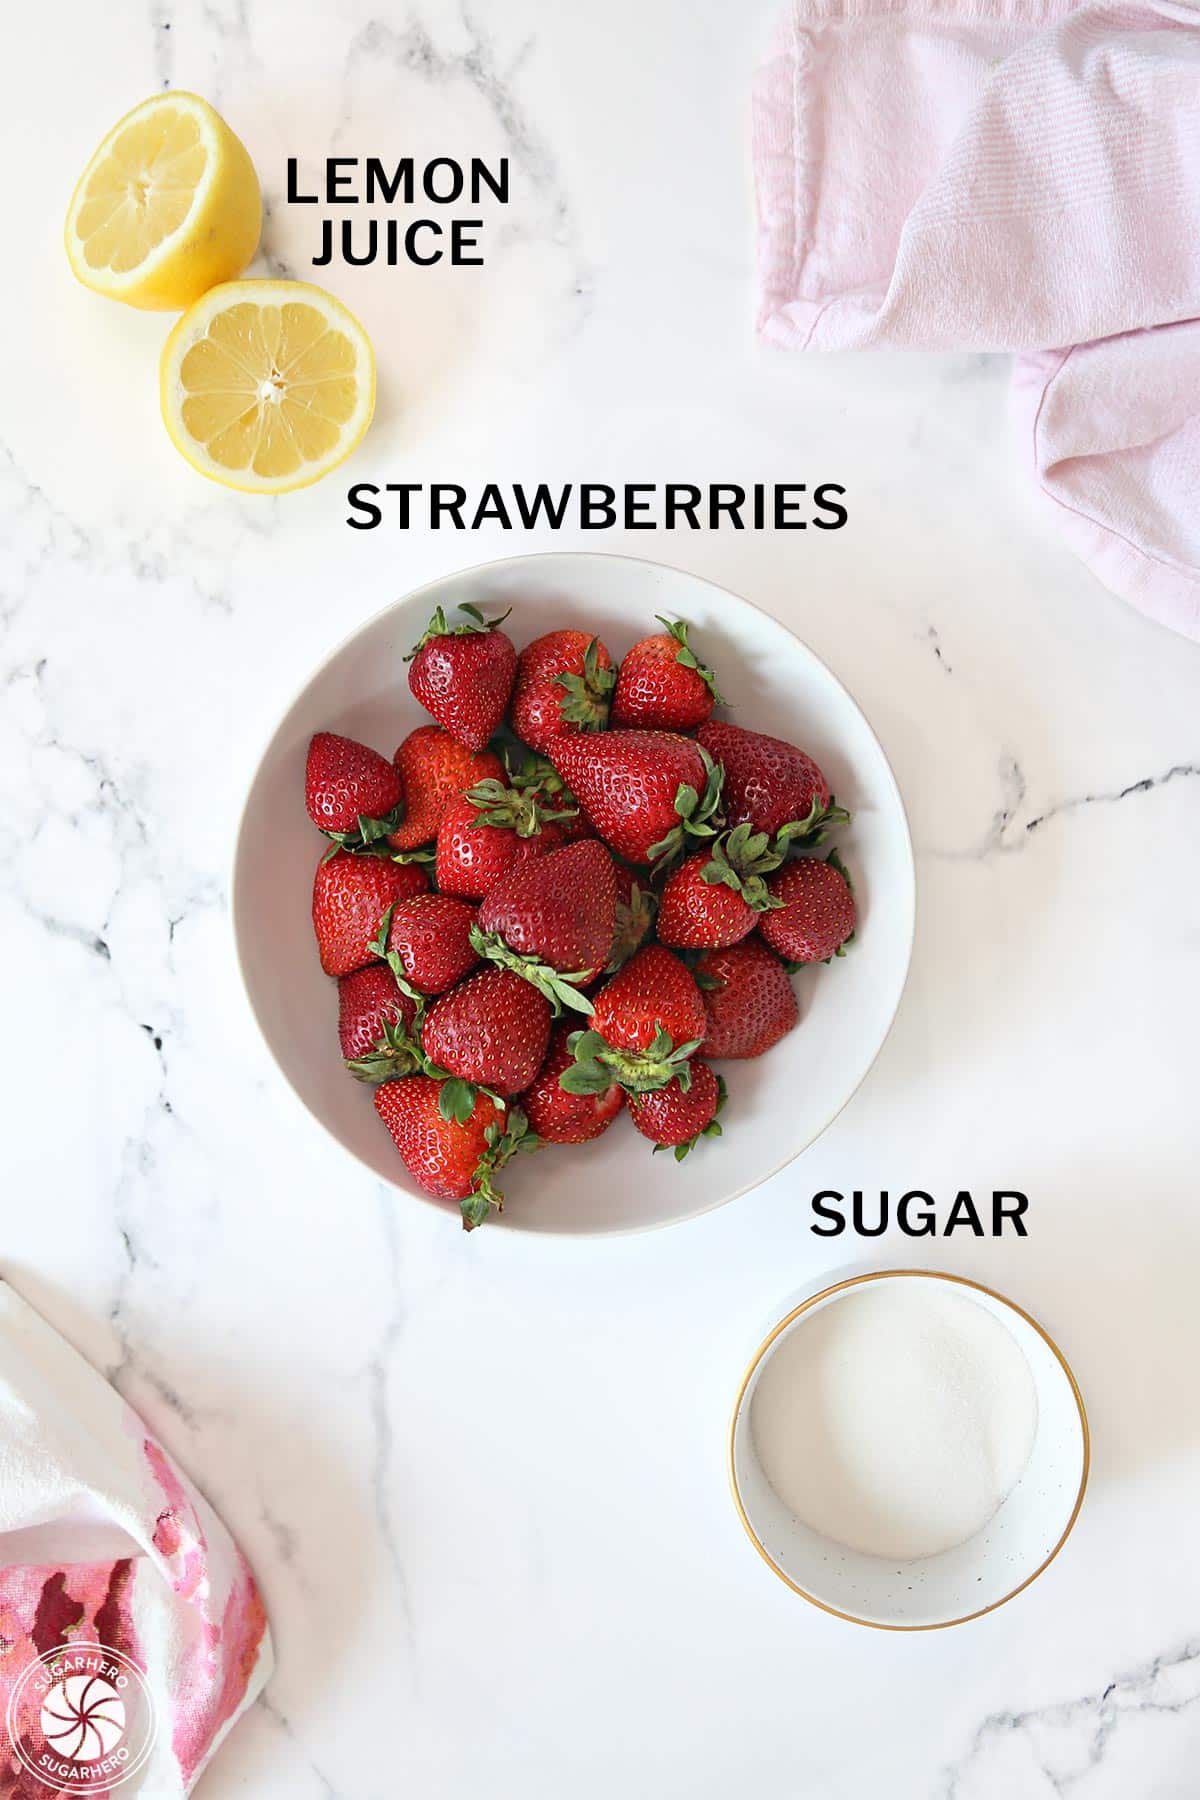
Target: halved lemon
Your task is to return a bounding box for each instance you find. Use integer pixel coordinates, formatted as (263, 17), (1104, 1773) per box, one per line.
(160, 280), (377, 493)
(66, 92), (261, 311)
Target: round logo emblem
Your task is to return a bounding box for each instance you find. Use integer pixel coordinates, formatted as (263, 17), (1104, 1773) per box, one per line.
(6, 1644), (156, 1792)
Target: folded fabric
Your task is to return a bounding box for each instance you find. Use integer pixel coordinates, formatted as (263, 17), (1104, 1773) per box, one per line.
(753, 0), (1200, 640)
(0, 1281), (271, 1796)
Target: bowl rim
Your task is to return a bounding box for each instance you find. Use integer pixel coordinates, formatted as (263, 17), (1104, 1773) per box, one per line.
(230, 548), (917, 1236)
(727, 1268), (1091, 1629)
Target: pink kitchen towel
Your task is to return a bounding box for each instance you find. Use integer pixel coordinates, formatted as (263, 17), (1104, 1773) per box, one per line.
(753, 0), (1200, 639)
(0, 1282), (271, 1797)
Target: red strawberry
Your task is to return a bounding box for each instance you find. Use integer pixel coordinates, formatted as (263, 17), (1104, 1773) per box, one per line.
(696, 939), (799, 1059)
(696, 720), (847, 845)
(435, 782), (572, 901)
(306, 731), (406, 852)
(562, 946), (705, 1098)
(312, 851), (429, 978)
(405, 603), (517, 750)
(523, 1024), (624, 1144)
(511, 630), (615, 755)
(422, 966), (552, 1097)
(374, 1078), (538, 1228)
(758, 852), (857, 964)
(656, 822), (790, 949)
(338, 964), (424, 1082)
(628, 1062), (726, 1159)
(607, 866), (657, 971)
(591, 945), (705, 1054)
(475, 839), (618, 1012)
(389, 726), (503, 852)
(610, 617), (723, 731)
(657, 856), (755, 950)
(548, 731), (723, 867)
(375, 893), (480, 994)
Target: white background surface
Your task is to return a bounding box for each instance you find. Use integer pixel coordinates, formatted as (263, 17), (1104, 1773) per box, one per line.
(3, 3), (1199, 1795)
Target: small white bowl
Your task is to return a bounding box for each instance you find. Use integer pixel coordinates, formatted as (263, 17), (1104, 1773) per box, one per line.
(231, 551), (915, 1235)
(729, 1271), (1089, 1629)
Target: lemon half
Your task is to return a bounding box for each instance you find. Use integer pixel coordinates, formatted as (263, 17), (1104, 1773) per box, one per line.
(160, 280), (376, 493)
(66, 92), (261, 311)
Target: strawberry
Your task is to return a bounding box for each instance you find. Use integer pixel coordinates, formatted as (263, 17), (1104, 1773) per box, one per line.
(306, 731), (406, 852)
(511, 630), (615, 754)
(696, 720), (848, 846)
(374, 1077), (538, 1228)
(523, 1024), (624, 1144)
(338, 964), (424, 1082)
(389, 726), (503, 852)
(592, 945), (705, 1054)
(561, 946), (705, 1096)
(371, 893), (480, 994)
(312, 851), (429, 978)
(696, 939), (798, 1059)
(656, 821), (791, 949)
(758, 851), (856, 964)
(627, 1062), (726, 1160)
(610, 617), (723, 731)
(548, 731), (724, 868)
(405, 603), (517, 750)
(435, 781), (574, 901)
(607, 865), (657, 971)
(422, 966), (552, 1098)
(474, 839), (618, 1013)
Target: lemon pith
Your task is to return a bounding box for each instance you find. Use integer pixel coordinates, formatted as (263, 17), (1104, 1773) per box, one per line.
(161, 281), (376, 494)
(65, 92), (261, 311)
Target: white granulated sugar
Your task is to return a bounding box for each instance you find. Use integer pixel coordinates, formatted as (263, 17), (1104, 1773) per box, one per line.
(750, 1283), (1039, 1561)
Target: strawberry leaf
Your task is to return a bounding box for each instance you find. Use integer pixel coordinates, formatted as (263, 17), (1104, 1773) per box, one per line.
(656, 616), (726, 704)
(319, 799), (406, 856)
(771, 794), (852, 853)
(556, 636), (616, 729)
(406, 602), (512, 660)
(461, 1106), (541, 1230)
(469, 923), (596, 1018)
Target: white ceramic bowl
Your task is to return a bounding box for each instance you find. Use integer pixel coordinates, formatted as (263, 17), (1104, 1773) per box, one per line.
(232, 552), (915, 1235)
(729, 1271), (1090, 1628)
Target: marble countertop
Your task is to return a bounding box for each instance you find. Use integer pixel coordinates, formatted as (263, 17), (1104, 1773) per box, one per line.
(5, 2), (1200, 1795)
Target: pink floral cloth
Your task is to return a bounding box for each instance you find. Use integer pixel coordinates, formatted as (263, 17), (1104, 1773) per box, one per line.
(0, 1282), (271, 1796)
(753, 0), (1200, 639)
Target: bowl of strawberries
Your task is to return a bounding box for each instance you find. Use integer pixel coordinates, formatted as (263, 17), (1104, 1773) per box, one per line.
(232, 552), (914, 1234)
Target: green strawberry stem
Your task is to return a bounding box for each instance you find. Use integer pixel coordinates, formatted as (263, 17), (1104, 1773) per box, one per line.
(699, 822), (786, 913)
(404, 602), (512, 660)
(656, 616), (725, 704)
(559, 1025), (701, 1097)
(344, 1011), (426, 1084)
(463, 777), (579, 839)
(652, 1074), (728, 1163)
(770, 793), (851, 854)
(319, 801), (406, 859)
(461, 1107), (541, 1231)
(468, 923), (595, 1017)
(648, 745), (726, 873)
(555, 635), (616, 730)
(500, 741), (581, 811)
(825, 844), (853, 888)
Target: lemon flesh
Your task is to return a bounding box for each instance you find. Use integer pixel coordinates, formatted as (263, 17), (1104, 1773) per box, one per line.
(66, 92), (261, 311)
(161, 281), (376, 493)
